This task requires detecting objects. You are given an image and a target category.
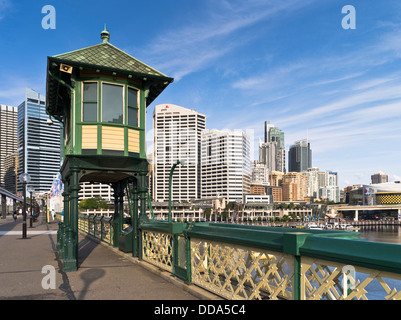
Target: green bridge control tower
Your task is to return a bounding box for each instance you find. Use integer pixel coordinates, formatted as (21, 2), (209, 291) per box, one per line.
(46, 29), (173, 271)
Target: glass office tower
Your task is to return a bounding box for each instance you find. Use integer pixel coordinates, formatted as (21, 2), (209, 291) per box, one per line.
(288, 139), (312, 173)
(17, 88), (62, 193)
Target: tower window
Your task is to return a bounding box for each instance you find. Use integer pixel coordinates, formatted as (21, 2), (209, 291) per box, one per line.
(82, 82), (97, 122)
(102, 83), (123, 124)
(127, 87), (139, 127)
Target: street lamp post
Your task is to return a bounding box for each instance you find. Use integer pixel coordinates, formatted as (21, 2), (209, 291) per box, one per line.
(27, 186), (34, 228)
(168, 160), (186, 223)
(19, 173), (31, 239)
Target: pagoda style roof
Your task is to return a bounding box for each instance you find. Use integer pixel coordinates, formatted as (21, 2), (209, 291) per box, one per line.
(46, 29), (173, 119)
(52, 42), (169, 79)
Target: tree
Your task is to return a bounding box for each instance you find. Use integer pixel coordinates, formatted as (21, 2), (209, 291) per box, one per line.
(79, 197), (109, 211)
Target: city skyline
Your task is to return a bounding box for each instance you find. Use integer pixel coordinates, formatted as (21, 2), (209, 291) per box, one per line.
(1, 1), (401, 189)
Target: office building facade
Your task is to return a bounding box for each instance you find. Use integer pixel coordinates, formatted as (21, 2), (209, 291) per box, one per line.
(281, 172), (308, 202)
(304, 167), (340, 202)
(17, 88), (62, 193)
(0, 105), (18, 193)
(288, 139), (312, 173)
(201, 129), (251, 202)
(153, 104), (206, 202)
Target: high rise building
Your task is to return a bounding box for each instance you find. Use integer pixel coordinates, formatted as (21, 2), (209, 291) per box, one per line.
(261, 121), (285, 173)
(371, 171), (388, 184)
(288, 139), (312, 173)
(17, 88), (62, 193)
(281, 172), (308, 202)
(265, 121), (284, 148)
(153, 104), (206, 202)
(0, 105), (18, 193)
(259, 141), (286, 173)
(303, 167), (340, 202)
(3, 153), (18, 194)
(201, 129), (251, 202)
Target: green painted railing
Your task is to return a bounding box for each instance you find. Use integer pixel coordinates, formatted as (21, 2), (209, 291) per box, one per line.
(78, 216), (401, 300)
(78, 214), (113, 245)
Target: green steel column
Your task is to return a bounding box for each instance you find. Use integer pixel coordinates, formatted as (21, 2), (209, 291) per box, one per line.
(57, 181), (69, 258)
(112, 183), (121, 248)
(132, 181), (139, 257)
(168, 161), (180, 223)
(138, 173), (148, 259)
(64, 170), (80, 272)
(119, 183), (124, 232)
(138, 173), (148, 223)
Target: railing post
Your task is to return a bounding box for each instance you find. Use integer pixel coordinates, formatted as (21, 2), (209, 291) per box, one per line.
(186, 232), (192, 284)
(100, 216), (104, 241)
(283, 232), (310, 300)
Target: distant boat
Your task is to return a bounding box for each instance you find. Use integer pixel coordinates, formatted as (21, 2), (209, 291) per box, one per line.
(307, 223), (323, 230)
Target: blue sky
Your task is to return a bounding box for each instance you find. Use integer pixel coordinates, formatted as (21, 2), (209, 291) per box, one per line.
(1, 0), (401, 188)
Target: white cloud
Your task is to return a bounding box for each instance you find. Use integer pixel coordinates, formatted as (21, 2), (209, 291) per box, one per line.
(134, 0), (318, 81)
(0, 0), (11, 20)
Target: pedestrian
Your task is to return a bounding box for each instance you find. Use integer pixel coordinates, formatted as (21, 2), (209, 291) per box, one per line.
(13, 210), (17, 221)
(51, 209), (55, 221)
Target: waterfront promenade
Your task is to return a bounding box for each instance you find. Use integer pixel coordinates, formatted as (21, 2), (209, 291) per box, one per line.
(0, 214), (214, 300)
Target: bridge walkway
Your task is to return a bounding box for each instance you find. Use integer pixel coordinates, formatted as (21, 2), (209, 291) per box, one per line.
(0, 214), (214, 300)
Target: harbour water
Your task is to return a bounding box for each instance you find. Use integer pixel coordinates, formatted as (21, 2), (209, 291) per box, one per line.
(358, 225), (401, 244)
(346, 225), (401, 300)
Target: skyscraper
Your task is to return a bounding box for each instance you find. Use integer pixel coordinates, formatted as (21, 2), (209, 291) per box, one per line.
(260, 121), (285, 173)
(288, 139), (312, 173)
(153, 104), (206, 202)
(265, 121), (284, 148)
(0, 105), (18, 193)
(201, 129), (251, 202)
(17, 88), (62, 193)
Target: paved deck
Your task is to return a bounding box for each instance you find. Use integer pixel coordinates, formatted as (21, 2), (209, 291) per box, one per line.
(0, 214), (215, 300)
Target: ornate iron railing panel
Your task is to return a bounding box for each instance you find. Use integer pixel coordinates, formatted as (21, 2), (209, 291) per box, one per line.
(142, 230), (174, 272)
(301, 257), (401, 300)
(190, 238), (294, 300)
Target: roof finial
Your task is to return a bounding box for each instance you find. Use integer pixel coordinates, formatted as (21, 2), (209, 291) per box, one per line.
(101, 25), (110, 43)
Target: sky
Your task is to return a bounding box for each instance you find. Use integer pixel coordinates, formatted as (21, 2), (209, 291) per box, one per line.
(1, 0), (401, 189)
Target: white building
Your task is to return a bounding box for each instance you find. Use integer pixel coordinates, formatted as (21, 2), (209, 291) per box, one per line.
(251, 161), (269, 185)
(79, 182), (114, 202)
(153, 104), (206, 202)
(201, 129), (251, 203)
(303, 167), (340, 202)
(244, 194), (271, 204)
